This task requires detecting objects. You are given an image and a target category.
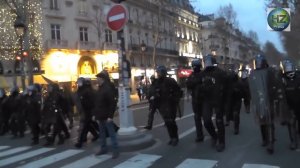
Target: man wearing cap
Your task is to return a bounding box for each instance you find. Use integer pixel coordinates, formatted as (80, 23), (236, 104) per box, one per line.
(93, 71), (119, 159)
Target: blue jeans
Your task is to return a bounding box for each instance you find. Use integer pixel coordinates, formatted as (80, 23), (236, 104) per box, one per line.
(98, 120), (119, 151)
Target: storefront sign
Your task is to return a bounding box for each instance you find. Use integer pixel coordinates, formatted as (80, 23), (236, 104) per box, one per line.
(178, 69), (193, 78)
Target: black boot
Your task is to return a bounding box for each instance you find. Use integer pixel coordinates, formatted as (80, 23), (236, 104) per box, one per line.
(260, 125), (268, 147)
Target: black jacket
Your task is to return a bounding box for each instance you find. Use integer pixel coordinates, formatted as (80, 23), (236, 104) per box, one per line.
(93, 81), (115, 121)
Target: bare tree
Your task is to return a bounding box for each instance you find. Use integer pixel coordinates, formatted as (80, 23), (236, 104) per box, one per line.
(248, 30), (259, 44)
(91, 5), (105, 49)
(263, 41), (284, 65)
(217, 3), (239, 28)
(265, 0), (300, 64)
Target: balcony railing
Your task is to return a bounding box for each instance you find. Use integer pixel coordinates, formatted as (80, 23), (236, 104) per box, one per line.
(76, 41), (96, 50)
(103, 42), (118, 50)
(46, 40), (68, 49)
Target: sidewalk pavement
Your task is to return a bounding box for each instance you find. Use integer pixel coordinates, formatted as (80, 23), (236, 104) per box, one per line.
(130, 94), (148, 106)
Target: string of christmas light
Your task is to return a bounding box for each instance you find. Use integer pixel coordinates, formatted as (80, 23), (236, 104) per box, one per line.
(0, 0), (43, 61)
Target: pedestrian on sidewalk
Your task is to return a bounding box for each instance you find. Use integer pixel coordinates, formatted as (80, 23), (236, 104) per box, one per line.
(93, 71), (119, 159)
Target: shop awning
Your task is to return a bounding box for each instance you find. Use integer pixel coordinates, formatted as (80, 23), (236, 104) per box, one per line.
(0, 76), (24, 89)
(33, 75), (49, 84)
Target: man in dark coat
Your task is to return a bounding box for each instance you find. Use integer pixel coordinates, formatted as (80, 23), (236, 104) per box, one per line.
(155, 65), (182, 146)
(0, 88), (8, 135)
(186, 59), (204, 142)
(93, 71), (119, 159)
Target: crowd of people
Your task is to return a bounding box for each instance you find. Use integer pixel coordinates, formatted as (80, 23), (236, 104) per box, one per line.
(143, 54), (300, 154)
(0, 70), (120, 159)
(0, 54), (299, 158)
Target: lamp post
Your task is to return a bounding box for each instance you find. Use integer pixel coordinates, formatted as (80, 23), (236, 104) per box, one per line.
(14, 15), (26, 90)
(141, 41), (147, 87)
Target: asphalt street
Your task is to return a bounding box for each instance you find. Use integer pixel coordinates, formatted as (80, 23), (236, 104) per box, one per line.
(0, 98), (300, 168)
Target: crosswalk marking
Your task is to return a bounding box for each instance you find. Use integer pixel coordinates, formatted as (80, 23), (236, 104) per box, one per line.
(60, 154), (111, 168)
(18, 149), (83, 168)
(242, 164), (280, 168)
(0, 146), (10, 151)
(0, 148), (54, 167)
(0, 147), (31, 158)
(113, 154), (161, 168)
(176, 159), (218, 168)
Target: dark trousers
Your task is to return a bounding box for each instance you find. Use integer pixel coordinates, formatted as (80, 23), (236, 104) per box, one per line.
(243, 96), (250, 113)
(29, 122), (40, 142)
(10, 117), (25, 137)
(202, 101), (225, 144)
(164, 117), (178, 140)
(48, 116), (64, 143)
(192, 101), (203, 138)
(78, 119), (99, 144)
(146, 102), (158, 127)
(233, 100), (242, 130)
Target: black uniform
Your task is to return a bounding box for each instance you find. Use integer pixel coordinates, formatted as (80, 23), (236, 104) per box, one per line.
(144, 78), (159, 130)
(186, 71), (204, 141)
(74, 83), (98, 148)
(155, 76), (182, 146)
(231, 75), (244, 134)
(0, 91), (8, 135)
(8, 91), (25, 138)
(24, 91), (41, 145)
(282, 71), (300, 149)
(42, 84), (66, 146)
(240, 70), (251, 114)
(198, 66), (227, 152)
(224, 70), (238, 126)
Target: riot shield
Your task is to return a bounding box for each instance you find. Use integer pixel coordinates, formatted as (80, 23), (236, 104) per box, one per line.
(248, 69), (272, 124)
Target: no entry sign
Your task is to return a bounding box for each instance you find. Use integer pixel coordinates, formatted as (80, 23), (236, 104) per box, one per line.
(106, 4), (128, 31)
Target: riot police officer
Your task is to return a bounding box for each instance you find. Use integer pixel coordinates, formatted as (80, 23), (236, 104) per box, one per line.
(240, 66), (251, 114)
(74, 77), (98, 148)
(144, 75), (159, 130)
(186, 59), (204, 142)
(198, 54), (227, 152)
(155, 65), (182, 146)
(281, 59), (300, 150)
(24, 85), (41, 145)
(0, 88), (8, 135)
(248, 54), (277, 154)
(42, 84), (66, 146)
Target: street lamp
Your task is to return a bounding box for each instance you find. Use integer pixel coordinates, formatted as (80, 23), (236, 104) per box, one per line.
(14, 16), (26, 90)
(141, 41), (147, 87)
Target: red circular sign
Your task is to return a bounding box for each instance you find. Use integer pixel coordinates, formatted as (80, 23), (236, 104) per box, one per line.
(106, 4), (128, 31)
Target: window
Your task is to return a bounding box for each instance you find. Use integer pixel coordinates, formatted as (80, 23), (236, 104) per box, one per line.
(105, 29), (112, 43)
(50, 0), (58, 10)
(78, 0), (88, 16)
(51, 24), (61, 40)
(79, 27), (88, 42)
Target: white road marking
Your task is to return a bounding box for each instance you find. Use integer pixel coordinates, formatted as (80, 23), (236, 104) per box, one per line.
(131, 105), (149, 111)
(179, 127), (196, 139)
(0, 148), (54, 167)
(0, 146), (10, 151)
(113, 154), (161, 168)
(0, 146), (31, 157)
(109, 13), (125, 22)
(242, 164), (280, 168)
(176, 159), (218, 168)
(18, 149), (83, 168)
(60, 154), (110, 168)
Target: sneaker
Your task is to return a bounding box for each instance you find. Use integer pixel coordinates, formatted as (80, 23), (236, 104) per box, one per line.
(112, 151), (120, 159)
(171, 139), (179, 146)
(31, 140), (39, 146)
(95, 150), (108, 156)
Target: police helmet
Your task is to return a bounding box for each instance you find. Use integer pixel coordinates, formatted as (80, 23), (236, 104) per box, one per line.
(254, 54), (268, 69)
(77, 77), (85, 87)
(191, 59), (202, 72)
(203, 54), (217, 68)
(280, 59), (295, 74)
(84, 78), (92, 86)
(156, 65), (167, 77)
(10, 86), (19, 95)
